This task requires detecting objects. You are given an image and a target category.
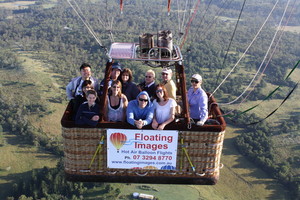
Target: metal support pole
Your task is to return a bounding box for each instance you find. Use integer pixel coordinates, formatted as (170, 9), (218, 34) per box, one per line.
(99, 60), (112, 121)
(175, 62), (190, 125)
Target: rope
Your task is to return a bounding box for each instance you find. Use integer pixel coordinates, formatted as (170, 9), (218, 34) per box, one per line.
(179, 140), (184, 170)
(224, 59), (300, 118)
(65, 0), (109, 57)
(120, 0), (123, 14)
(210, 0), (279, 99)
(180, 0), (201, 49)
(221, 2), (297, 117)
(215, 0), (247, 88)
(180, 137), (196, 172)
(89, 135), (105, 169)
(217, 0), (290, 105)
(180, 0), (192, 34)
(176, 0), (181, 38)
(168, 0), (171, 16)
(176, 0), (189, 44)
(197, 0), (234, 41)
(196, 0), (213, 32)
(247, 80), (299, 125)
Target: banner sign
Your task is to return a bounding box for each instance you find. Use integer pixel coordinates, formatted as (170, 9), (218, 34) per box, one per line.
(107, 129), (178, 170)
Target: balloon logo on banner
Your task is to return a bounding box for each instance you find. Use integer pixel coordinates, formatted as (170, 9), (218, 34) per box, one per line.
(161, 165), (176, 170)
(143, 166), (158, 170)
(132, 167), (142, 169)
(110, 132), (127, 152)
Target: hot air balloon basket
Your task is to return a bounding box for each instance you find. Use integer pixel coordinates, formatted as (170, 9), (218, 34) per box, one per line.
(62, 127), (225, 184)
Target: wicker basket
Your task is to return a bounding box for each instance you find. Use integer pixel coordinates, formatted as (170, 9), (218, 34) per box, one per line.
(62, 91), (226, 184)
(62, 126), (225, 184)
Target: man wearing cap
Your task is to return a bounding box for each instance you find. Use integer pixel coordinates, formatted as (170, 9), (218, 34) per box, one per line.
(161, 67), (176, 100)
(98, 62), (122, 96)
(66, 63), (98, 101)
(187, 74), (208, 126)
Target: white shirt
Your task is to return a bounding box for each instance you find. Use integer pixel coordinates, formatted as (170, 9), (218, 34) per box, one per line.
(153, 98), (177, 124)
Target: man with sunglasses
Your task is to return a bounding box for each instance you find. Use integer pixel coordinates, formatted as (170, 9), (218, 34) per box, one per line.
(137, 69), (157, 100)
(126, 91), (154, 129)
(187, 74), (208, 126)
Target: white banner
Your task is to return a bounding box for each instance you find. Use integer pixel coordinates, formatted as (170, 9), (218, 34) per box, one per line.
(107, 129), (178, 170)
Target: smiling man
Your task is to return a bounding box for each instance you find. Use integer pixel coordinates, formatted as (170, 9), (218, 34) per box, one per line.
(126, 91), (154, 129)
(161, 67), (176, 100)
(66, 63), (98, 101)
(137, 69), (157, 100)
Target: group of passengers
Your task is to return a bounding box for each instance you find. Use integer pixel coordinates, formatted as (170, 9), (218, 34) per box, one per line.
(66, 62), (208, 129)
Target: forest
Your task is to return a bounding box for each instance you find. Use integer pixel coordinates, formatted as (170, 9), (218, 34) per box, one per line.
(0, 0), (300, 199)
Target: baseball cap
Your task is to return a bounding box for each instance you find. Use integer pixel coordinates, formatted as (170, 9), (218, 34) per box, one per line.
(192, 74), (202, 82)
(162, 67), (172, 74)
(112, 62), (122, 71)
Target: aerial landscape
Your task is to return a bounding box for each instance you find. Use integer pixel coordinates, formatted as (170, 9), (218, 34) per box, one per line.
(0, 0), (299, 199)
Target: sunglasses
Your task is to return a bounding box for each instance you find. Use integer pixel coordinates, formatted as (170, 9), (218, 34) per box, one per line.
(139, 98), (148, 102)
(156, 89), (163, 93)
(145, 76), (152, 78)
(191, 79), (199, 84)
(112, 86), (120, 88)
(162, 73), (169, 76)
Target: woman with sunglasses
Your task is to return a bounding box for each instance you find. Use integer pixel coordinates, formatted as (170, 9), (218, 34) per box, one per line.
(126, 91), (154, 129)
(187, 74), (208, 126)
(106, 80), (128, 122)
(120, 68), (140, 101)
(151, 84), (177, 130)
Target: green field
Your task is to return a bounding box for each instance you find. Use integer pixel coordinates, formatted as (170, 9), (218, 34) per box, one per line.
(0, 1), (35, 9)
(281, 26), (300, 34)
(0, 132), (58, 198)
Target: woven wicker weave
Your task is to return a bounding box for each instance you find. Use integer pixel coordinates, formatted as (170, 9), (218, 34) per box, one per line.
(63, 127), (224, 180)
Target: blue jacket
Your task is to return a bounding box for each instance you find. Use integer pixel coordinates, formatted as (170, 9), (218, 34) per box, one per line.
(75, 102), (100, 127)
(126, 91), (154, 126)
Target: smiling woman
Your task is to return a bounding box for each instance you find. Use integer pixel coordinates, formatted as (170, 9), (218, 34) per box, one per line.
(152, 84), (177, 130)
(106, 80), (128, 122)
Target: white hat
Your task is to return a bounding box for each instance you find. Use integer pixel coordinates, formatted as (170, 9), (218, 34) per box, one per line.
(192, 74), (202, 82)
(162, 68), (172, 74)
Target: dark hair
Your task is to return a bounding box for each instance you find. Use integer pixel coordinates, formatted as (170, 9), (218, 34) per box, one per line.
(86, 89), (97, 98)
(154, 84), (169, 102)
(121, 68), (133, 82)
(80, 63), (91, 71)
(81, 80), (93, 90)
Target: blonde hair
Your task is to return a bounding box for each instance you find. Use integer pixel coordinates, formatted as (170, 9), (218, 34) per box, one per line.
(146, 69), (155, 78)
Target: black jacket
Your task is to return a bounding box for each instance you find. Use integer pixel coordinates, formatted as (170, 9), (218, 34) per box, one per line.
(122, 81), (140, 101)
